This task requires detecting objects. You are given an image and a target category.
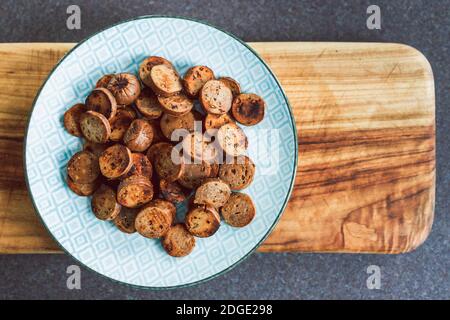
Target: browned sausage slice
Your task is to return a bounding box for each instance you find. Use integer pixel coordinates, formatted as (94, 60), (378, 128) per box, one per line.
(148, 64), (182, 97)
(123, 119), (154, 152)
(182, 131), (217, 163)
(160, 111), (197, 141)
(122, 153), (153, 180)
(204, 113), (235, 131)
(231, 93), (265, 126)
(107, 73), (141, 105)
(135, 87), (163, 119)
(67, 175), (100, 196)
(91, 184), (121, 221)
(67, 150), (100, 184)
(135, 205), (172, 238)
(149, 198), (177, 221)
(95, 74), (115, 88)
(217, 123), (248, 157)
(157, 93), (194, 116)
(219, 156), (255, 190)
(139, 56), (173, 88)
(113, 207), (138, 234)
(200, 80), (233, 115)
(99, 144), (133, 179)
(64, 103), (86, 137)
(154, 143), (184, 182)
(221, 192), (256, 227)
(146, 142), (170, 164)
(109, 107), (136, 141)
(162, 224), (196, 257)
(194, 178), (231, 208)
(159, 179), (186, 204)
(219, 77), (241, 97)
(80, 110), (111, 144)
(183, 66), (215, 97)
(178, 161), (211, 189)
(185, 205), (220, 238)
(117, 175), (154, 208)
(85, 87), (117, 120)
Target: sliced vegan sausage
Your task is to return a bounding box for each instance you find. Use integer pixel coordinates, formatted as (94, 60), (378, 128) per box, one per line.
(231, 93), (265, 126)
(183, 66), (215, 97)
(80, 110), (111, 144)
(200, 80), (233, 115)
(185, 205), (220, 238)
(85, 87), (117, 120)
(194, 178), (231, 208)
(109, 106), (136, 141)
(204, 113), (235, 131)
(178, 161), (211, 189)
(219, 156), (255, 190)
(182, 131), (217, 163)
(135, 87), (163, 119)
(107, 73), (141, 105)
(154, 143), (184, 182)
(162, 224), (196, 257)
(113, 207), (139, 234)
(135, 204), (172, 238)
(139, 56), (173, 88)
(123, 119), (154, 152)
(219, 77), (241, 97)
(117, 175), (154, 208)
(148, 64), (182, 97)
(67, 150), (100, 184)
(149, 198), (177, 221)
(95, 74), (115, 88)
(160, 111), (197, 141)
(217, 123), (248, 157)
(67, 175), (100, 196)
(64, 103), (86, 137)
(221, 192), (256, 227)
(91, 184), (121, 221)
(99, 144), (133, 179)
(122, 153), (153, 180)
(159, 179), (186, 204)
(157, 93), (194, 116)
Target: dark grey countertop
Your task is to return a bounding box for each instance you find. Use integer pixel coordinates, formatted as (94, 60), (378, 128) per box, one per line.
(0, 0), (448, 300)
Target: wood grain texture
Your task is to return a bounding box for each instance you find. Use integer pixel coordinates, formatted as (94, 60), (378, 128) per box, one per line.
(0, 42), (435, 254)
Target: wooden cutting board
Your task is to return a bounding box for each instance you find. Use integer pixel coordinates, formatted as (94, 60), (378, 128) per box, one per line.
(0, 42), (435, 254)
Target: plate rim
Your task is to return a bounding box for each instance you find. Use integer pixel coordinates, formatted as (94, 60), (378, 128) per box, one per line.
(23, 14), (299, 290)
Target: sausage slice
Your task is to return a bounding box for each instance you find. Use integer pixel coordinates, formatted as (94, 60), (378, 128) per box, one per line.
(182, 131), (217, 163)
(157, 93), (194, 116)
(91, 184), (121, 221)
(139, 56), (173, 88)
(122, 153), (153, 180)
(64, 103), (86, 137)
(95, 74), (115, 88)
(219, 77), (241, 97)
(85, 87), (117, 120)
(117, 175), (154, 208)
(219, 156), (255, 190)
(148, 64), (182, 97)
(113, 207), (138, 234)
(149, 198), (177, 221)
(231, 93), (265, 126)
(80, 110), (111, 144)
(178, 161), (211, 189)
(135, 87), (163, 119)
(67, 175), (100, 196)
(99, 144), (133, 179)
(185, 205), (220, 238)
(107, 73), (141, 105)
(194, 178), (231, 208)
(159, 179), (186, 204)
(109, 107), (136, 141)
(204, 113), (234, 131)
(160, 111), (197, 141)
(200, 80), (233, 115)
(154, 143), (184, 182)
(162, 224), (196, 257)
(183, 66), (215, 97)
(217, 123), (248, 157)
(221, 192), (256, 227)
(123, 119), (154, 152)
(135, 204), (172, 238)
(67, 150), (100, 184)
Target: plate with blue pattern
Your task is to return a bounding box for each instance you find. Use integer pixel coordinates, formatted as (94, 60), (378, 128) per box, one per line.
(24, 16), (298, 289)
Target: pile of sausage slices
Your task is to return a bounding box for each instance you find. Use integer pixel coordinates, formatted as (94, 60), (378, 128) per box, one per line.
(63, 56), (265, 257)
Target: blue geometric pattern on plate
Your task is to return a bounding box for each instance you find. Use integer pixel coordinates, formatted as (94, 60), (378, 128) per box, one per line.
(25, 16), (297, 288)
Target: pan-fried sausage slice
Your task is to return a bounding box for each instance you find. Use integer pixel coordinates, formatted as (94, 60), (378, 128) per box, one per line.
(123, 119), (154, 152)
(95, 74), (115, 88)
(107, 73), (141, 105)
(154, 143), (184, 182)
(231, 93), (265, 126)
(80, 111), (111, 144)
(159, 179), (186, 204)
(194, 178), (231, 208)
(162, 224), (196, 257)
(113, 207), (138, 234)
(183, 66), (215, 97)
(139, 56), (173, 88)
(67, 176), (101, 196)
(178, 161), (211, 189)
(135, 87), (163, 119)
(182, 132), (217, 162)
(219, 77), (241, 97)
(117, 175), (154, 208)
(109, 107), (136, 141)
(204, 113), (234, 131)
(200, 80), (233, 115)
(157, 93), (194, 116)
(160, 111), (197, 141)
(85, 87), (117, 120)
(135, 205), (172, 238)
(64, 103), (86, 137)
(148, 64), (182, 97)
(149, 198), (177, 221)
(91, 184), (121, 221)
(219, 156), (255, 190)
(122, 153), (153, 180)
(185, 205), (220, 238)
(221, 192), (256, 227)
(67, 150), (100, 184)
(217, 123), (248, 157)
(99, 144), (133, 179)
